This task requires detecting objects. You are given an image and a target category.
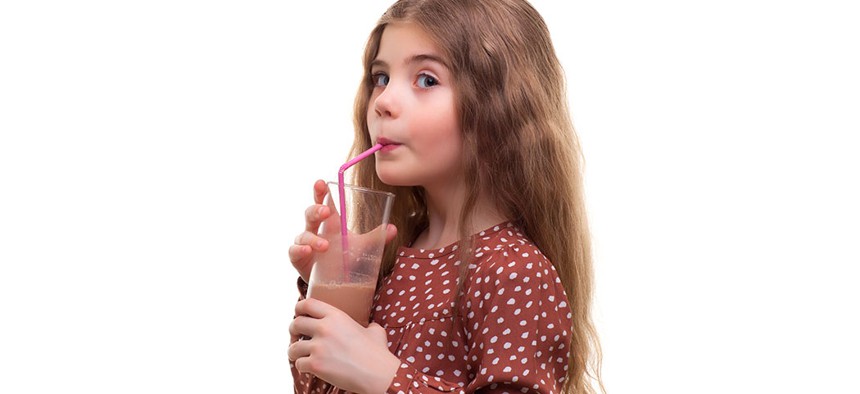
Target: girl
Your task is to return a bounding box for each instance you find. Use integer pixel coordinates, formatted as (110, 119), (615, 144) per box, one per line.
(288, 0), (602, 393)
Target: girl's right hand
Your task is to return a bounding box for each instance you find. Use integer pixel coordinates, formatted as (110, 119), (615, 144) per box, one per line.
(289, 180), (334, 283)
(288, 180), (398, 283)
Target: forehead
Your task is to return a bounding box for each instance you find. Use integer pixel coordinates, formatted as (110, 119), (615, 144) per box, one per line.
(375, 22), (445, 63)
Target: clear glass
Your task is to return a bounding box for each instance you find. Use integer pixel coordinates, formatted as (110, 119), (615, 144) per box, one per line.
(306, 182), (394, 326)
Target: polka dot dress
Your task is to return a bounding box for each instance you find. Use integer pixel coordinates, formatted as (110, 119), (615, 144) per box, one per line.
(292, 222), (573, 394)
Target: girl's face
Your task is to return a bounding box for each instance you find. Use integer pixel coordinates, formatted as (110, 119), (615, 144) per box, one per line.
(367, 22), (462, 189)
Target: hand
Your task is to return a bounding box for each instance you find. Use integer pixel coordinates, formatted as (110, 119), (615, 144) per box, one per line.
(288, 180), (397, 282)
(288, 180), (336, 282)
(288, 298), (400, 394)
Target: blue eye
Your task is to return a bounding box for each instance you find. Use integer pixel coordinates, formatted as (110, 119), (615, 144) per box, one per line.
(372, 73), (389, 87)
(417, 74), (438, 88)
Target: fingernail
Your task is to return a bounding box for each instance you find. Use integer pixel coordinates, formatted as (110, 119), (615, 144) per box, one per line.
(316, 240), (324, 248)
(317, 207), (325, 217)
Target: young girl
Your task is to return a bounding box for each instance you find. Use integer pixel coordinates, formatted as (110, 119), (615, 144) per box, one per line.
(288, 0), (602, 393)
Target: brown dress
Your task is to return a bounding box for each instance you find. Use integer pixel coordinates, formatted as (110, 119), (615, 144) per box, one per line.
(292, 222), (573, 394)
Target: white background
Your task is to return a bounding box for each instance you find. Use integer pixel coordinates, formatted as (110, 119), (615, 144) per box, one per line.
(1, 1), (858, 393)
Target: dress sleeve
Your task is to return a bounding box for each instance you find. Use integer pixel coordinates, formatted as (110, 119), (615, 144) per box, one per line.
(382, 244), (573, 394)
(297, 276), (309, 300)
(386, 362), (464, 394)
(459, 244), (573, 394)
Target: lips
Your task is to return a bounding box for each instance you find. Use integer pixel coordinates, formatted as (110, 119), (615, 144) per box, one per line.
(376, 137), (402, 152)
(377, 137), (400, 146)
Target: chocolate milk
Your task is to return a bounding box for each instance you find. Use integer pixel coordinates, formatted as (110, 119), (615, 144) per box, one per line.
(308, 282), (376, 326)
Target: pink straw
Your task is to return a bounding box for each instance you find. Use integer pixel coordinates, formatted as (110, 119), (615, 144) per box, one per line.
(337, 143), (384, 275)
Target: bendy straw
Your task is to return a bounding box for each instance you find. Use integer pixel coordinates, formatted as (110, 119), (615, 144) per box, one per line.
(337, 143), (384, 271)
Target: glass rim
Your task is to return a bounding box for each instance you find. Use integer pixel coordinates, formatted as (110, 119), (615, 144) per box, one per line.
(325, 181), (395, 199)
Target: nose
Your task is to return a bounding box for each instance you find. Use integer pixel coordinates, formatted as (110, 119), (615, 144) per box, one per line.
(372, 83), (400, 118)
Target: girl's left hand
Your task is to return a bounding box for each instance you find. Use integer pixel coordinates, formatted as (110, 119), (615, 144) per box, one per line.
(288, 298), (400, 394)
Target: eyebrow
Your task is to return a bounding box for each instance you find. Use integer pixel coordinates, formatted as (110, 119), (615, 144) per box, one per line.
(370, 54), (450, 70)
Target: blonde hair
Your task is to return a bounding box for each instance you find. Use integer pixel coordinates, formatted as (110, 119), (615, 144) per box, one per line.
(349, 1), (603, 392)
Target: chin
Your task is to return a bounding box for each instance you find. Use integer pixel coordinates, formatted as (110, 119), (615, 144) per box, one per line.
(376, 168), (416, 187)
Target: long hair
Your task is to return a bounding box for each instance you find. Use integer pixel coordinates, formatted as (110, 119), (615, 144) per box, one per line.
(349, 1), (603, 392)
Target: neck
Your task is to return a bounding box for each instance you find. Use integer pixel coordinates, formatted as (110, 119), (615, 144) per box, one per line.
(411, 178), (507, 250)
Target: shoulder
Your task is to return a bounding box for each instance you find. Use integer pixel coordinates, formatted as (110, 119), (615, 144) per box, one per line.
(457, 223), (573, 351)
(463, 223), (560, 297)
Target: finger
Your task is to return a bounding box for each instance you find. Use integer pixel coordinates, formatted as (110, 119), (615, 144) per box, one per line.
(295, 298), (338, 320)
(289, 315), (322, 339)
(319, 196), (342, 237)
(384, 224), (398, 244)
(366, 322), (389, 343)
(293, 356), (316, 375)
(288, 337), (313, 362)
(304, 204), (331, 233)
(313, 179), (328, 204)
(294, 231), (329, 252)
(288, 244), (311, 264)
(353, 223), (397, 251)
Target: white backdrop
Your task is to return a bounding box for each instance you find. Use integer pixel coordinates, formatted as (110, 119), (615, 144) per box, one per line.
(1, 1), (858, 393)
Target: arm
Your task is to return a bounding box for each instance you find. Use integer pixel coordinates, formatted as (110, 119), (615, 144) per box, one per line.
(381, 244), (573, 394)
(460, 244), (573, 393)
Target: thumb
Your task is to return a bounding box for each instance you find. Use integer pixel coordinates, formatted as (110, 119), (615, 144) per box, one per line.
(367, 322), (389, 343)
(384, 224), (398, 245)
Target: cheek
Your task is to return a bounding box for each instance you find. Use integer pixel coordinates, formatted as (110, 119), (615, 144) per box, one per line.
(366, 107), (375, 128)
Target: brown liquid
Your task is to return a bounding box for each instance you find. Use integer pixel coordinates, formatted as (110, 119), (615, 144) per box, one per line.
(307, 282), (376, 326)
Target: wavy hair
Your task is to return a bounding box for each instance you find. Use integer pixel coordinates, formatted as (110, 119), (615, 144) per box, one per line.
(348, 1), (603, 392)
